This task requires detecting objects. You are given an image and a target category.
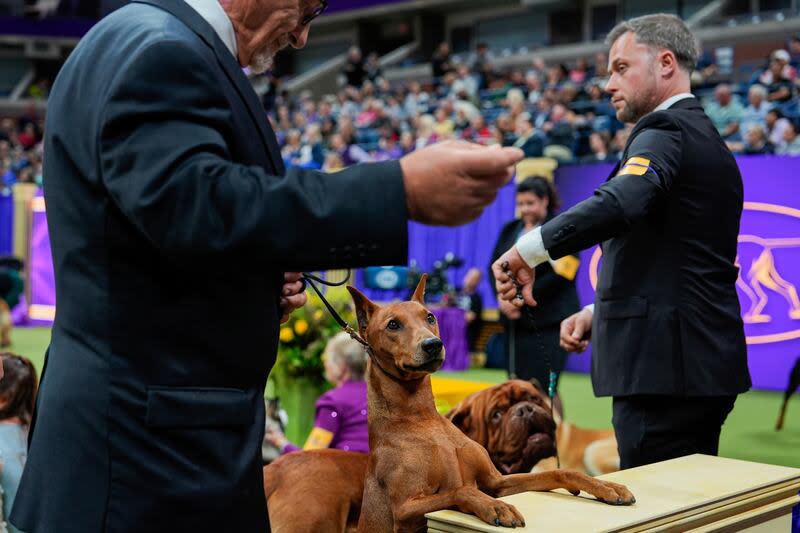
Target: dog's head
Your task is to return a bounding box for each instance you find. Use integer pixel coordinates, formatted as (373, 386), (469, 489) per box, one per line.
(447, 379), (557, 474)
(347, 274), (445, 380)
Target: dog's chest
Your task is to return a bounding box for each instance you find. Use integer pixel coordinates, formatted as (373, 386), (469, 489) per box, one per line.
(375, 432), (477, 492)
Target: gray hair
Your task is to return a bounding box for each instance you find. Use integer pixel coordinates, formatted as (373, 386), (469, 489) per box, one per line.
(747, 123), (766, 140)
(606, 14), (698, 72)
(325, 331), (368, 380)
(749, 84), (767, 99)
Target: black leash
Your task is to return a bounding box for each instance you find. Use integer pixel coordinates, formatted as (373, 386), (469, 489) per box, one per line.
(501, 261), (560, 469)
(300, 272), (372, 354)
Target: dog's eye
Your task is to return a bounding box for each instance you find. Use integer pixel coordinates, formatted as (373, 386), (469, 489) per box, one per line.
(387, 319), (401, 331)
(491, 410), (503, 422)
(427, 313), (436, 325)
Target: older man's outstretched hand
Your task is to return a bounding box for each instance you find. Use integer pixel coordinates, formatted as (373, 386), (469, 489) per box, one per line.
(401, 141), (524, 226)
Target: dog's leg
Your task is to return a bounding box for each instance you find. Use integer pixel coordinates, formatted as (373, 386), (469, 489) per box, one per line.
(776, 398), (789, 430)
(777, 357), (800, 430)
(484, 469), (634, 505)
(392, 486), (525, 530)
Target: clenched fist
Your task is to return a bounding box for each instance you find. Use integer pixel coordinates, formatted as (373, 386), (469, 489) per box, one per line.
(560, 307), (593, 353)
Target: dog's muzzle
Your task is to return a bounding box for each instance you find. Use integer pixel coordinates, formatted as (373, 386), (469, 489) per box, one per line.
(421, 338), (443, 358)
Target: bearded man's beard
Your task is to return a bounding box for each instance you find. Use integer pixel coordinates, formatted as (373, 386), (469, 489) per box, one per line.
(617, 97), (650, 124)
(248, 36), (291, 75)
(250, 53), (274, 75)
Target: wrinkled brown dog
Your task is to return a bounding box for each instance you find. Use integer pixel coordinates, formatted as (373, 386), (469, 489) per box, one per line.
(447, 380), (620, 476)
(0, 299), (11, 348)
(264, 449), (367, 533)
(347, 275), (634, 532)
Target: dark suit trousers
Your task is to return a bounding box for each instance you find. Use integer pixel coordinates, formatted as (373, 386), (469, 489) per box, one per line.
(612, 395), (737, 469)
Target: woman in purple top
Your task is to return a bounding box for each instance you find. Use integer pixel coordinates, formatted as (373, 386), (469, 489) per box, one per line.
(266, 332), (369, 454)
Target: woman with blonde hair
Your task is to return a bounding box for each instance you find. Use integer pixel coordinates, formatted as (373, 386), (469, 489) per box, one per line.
(265, 332), (369, 454)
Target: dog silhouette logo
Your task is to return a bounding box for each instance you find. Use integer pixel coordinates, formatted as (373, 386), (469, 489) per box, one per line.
(736, 235), (800, 324)
(587, 202), (800, 345)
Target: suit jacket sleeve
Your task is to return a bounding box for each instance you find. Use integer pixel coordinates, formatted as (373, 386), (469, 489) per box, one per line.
(540, 112), (682, 259)
(98, 40), (407, 271)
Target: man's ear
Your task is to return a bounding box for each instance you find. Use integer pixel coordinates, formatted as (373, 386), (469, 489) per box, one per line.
(411, 273), (428, 305)
(659, 49), (677, 78)
(347, 286), (378, 335)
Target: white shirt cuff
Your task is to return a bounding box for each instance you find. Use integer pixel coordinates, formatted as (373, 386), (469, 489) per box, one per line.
(516, 226), (552, 268)
(583, 303), (595, 313)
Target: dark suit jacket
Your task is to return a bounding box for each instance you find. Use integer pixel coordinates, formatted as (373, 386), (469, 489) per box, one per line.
(540, 97), (751, 397)
(490, 218), (580, 330)
(11, 1), (407, 532)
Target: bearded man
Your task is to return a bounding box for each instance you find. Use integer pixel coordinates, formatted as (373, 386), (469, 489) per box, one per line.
(493, 14), (750, 471)
(10, 1), (523, 532)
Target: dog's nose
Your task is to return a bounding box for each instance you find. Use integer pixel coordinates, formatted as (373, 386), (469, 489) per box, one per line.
(421, 338), (443, 357)
(514, 403), (534, 417)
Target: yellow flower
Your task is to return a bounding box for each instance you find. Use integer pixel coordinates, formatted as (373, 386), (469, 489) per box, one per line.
(279, 327), (295, 343)
(294, 320), (309, 335)
(313, 310), (325, 321)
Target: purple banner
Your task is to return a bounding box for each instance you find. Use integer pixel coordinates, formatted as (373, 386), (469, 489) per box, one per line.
(558, 156), (800, 392)
(0, 16), (95, 38)
(0, 0), (409, 37)
(0, 191), (12, 256)
(326, 0), (409, 13)
(28, 191), (55, 325)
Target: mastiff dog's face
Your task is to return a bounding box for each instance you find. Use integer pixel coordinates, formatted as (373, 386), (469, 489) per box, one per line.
(447, 379), (557, 474)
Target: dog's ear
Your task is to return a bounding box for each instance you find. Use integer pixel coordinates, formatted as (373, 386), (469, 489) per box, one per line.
(528, 378), (545, 394)
(446, 394), (487, 446)
(347, 286), (378, 335)
(411, 273), (428, 305)
(445, 400), (472, 434)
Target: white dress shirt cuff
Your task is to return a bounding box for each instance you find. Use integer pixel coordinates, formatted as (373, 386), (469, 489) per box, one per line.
(583, 303), (595, 313)
(516, 226), (552, 268)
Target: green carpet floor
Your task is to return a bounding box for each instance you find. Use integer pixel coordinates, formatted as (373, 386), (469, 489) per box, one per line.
(7, 328), (800, 468)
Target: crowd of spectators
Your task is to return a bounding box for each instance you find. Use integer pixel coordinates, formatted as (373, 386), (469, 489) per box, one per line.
(3, 35), (800, 190)
(0, 114), (43, 190)
(268, 35), (800, 172)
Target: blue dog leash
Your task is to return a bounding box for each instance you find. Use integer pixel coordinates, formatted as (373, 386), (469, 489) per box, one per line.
(501, 261), (560, 469)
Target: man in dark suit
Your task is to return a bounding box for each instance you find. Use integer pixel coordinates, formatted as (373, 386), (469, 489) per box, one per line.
(10, 1), (523, 532)
(492, 14), (750, 470)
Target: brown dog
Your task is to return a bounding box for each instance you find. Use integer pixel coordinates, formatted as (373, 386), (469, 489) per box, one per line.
(0, 299), (11, 348)
(264, 449), (367, 533)
(346, 275), (634, 532)
(447, 379), (620, 476)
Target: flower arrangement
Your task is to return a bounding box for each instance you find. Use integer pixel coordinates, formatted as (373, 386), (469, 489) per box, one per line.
(271, 274), (357, 386)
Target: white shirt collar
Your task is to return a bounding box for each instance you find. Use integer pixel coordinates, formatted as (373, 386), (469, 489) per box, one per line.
(182, 0), (238, 60)
(654, 92), (694, 112)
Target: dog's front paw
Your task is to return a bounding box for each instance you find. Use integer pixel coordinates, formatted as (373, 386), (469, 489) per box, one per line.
(589, 480), (636, 506)
(474, 499), (526, 528)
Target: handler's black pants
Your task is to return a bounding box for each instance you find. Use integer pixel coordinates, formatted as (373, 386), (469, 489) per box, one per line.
(612, 395), (737, 470)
